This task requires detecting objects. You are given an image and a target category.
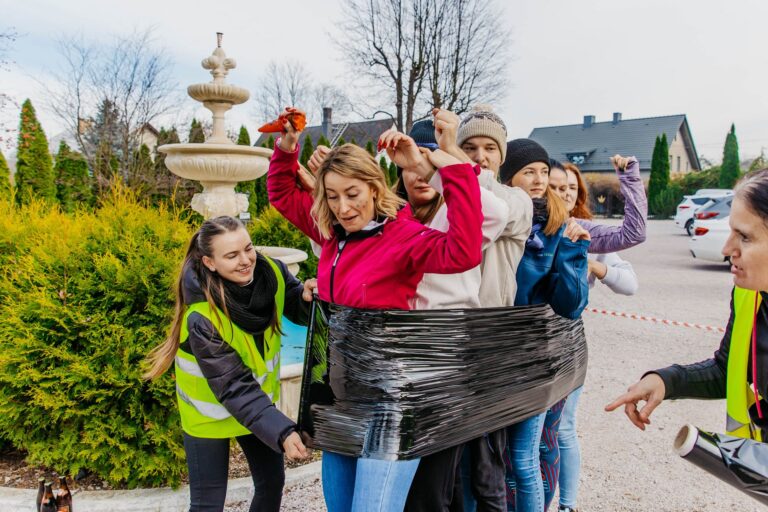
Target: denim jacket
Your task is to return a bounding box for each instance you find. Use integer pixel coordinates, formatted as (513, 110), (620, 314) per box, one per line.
(515, 221), (590, 320)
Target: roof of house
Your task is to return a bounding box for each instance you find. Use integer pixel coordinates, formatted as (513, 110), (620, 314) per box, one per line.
(528, 114), (701, 172)
(253, 118), (395, 149)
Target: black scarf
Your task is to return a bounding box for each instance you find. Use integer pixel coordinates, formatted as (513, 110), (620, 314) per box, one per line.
(214, 253), (278, 336)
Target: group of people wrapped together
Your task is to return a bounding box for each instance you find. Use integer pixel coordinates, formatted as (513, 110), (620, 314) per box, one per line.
(143, 103), (768, 512)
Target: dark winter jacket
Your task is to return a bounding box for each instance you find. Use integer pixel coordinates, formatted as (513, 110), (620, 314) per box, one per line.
(181, 259), (309, 453)
(653, 289), (768, 401)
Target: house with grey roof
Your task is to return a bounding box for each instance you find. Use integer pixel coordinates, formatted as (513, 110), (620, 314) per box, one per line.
(529, 113), (701, 177)
(254, 108), (395, 150)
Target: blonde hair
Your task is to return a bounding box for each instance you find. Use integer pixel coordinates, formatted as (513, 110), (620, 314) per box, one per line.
(311, 144), (405, 239)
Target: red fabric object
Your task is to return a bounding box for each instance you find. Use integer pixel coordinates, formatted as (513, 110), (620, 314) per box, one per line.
(258, 112), (307, 133)
(267, 143), (483, 310)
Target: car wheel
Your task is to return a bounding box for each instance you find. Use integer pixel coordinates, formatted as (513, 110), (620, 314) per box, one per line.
(685, 219), (694, 236)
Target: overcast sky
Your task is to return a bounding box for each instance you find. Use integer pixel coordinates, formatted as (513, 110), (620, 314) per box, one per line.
(3, 0), (768, 162)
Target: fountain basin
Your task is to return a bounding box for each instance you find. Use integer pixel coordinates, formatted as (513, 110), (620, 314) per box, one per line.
(158, 143), (272, 183)
(187, 83), (249, 104)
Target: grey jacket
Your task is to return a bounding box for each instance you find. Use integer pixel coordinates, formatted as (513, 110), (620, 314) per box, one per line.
(182, 258), (309, 453)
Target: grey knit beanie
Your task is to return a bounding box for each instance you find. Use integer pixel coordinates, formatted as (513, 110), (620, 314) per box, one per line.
(457, 104), (508, 163)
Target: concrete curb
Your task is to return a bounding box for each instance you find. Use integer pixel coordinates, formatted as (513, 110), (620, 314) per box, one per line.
(0, 460), (321, 511)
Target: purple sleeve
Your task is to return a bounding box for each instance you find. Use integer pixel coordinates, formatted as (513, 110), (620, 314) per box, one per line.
(576, 157), (647, 254)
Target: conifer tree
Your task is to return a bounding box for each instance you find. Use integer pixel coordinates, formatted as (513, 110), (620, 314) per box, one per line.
(366, 140), (376, 156)
(719, 124), (741, 189)
(188, 118), (205, 143)
(54, 141), (92, 211)
(317, 134), (331, 148)
(261, 134), (275, 149)
(379, 156), (390, 184)
(0, 148), (11, 196)
(237, 125), (251, 146)
(388, 162), (398, 187)
(648, 134), (670, 213)
(300, 135), (315, 167)
(15, 99), (55, 203)
(351, 138), (359, 147)
(337, 136), (346, 146)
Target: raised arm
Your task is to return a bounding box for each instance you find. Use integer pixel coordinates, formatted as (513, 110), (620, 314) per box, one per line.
(590, 252), (639, 296)
(478, 169), (533, 243)
(266, 109), (324, 244)
(576, 156), (647, 254)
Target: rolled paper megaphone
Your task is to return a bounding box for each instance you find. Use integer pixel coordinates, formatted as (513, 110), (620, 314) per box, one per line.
(675, 424), (768, 506)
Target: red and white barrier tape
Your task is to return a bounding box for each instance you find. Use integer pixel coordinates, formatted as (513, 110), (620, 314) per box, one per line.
(585, 307), (726, 333)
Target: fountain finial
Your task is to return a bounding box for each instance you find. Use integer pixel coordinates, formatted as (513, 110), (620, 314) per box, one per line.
(201, 32), (236, 83)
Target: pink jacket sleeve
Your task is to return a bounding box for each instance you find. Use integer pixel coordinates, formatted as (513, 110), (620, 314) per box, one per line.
(267, 143), (324, 244)
(403, 163), (483, 274)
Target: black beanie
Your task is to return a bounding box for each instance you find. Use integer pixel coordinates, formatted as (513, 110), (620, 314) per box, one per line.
(499, 139), (550, 185)
(408, 119), (437, 146)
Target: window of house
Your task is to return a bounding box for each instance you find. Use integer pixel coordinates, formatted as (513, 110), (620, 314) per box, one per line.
(566, 153), (587, 165)
(677, 156), (681, 172)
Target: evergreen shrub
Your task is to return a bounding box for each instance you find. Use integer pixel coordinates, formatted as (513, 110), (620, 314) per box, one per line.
(0, 187), (192, 488)
(248, 206), (319, 280)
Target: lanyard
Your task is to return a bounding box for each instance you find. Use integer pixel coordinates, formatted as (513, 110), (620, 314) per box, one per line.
(752, 292), (763, 419)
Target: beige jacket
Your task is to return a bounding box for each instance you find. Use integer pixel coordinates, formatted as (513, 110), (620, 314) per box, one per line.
(477, 170), (533, 307)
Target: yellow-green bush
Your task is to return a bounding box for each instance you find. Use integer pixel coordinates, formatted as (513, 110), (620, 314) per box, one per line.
(248, 206), (319, 280)
(0, 188), (192, 488)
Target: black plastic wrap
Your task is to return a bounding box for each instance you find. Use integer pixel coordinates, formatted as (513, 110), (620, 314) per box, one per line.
(675, 424), (768, 505)
(298, 300), (587, 460)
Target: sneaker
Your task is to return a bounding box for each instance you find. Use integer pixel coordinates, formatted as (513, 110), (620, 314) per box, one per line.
(559, 507), (580, 512)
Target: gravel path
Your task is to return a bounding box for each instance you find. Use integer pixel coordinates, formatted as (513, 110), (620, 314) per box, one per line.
(229, 220), (761, 511)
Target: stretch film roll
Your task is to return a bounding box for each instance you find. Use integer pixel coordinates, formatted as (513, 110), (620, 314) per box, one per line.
(675, 424), (768, 505)
(298, 300), (587, 460)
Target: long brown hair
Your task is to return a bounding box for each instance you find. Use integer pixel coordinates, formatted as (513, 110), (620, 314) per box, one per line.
(561, 162), (593, 220)
(542, 187), (570, 236)
(311, 144), (404, 239)
(143, 217), (279, 380)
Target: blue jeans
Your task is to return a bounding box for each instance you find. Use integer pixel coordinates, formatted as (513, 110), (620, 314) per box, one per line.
(504, 412), (546, 512)
(558, 386), (583, 508)
(322, 451), (420, 511)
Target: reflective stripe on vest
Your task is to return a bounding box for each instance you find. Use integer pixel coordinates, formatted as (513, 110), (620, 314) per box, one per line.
(726, 287), (763, 441)
(175, 256), (285, 438)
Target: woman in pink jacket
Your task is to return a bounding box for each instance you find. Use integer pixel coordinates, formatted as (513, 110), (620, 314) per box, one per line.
(267, 108), (483, 512)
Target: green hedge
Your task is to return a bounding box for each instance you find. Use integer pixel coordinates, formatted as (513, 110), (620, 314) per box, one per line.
(0, 191), (316, 488)
(248, 206), (319, 280)
(0, 188), (192, 488)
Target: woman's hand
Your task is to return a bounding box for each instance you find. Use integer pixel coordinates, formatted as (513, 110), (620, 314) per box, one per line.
(604, 373), (666, 430)
(563, 218), (591, 242)
(308, 145), (331, 174)
(426, 148), (462, 171)
(378, 129), (425, 170)
(611, 154), (630, 173)
(277, 107), (305, 153)
(302, 278), (318, 302)
(588, 259), (607, 280)
(282, 431), (310, 461)
(432, 108), (460, 150)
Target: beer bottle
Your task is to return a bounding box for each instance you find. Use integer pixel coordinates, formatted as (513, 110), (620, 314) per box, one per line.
(56, 476), (73, 512)
(40, 482), (57, 512)
(35, 477), (46, 512)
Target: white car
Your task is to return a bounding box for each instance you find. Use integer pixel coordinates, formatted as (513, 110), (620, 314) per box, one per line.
(675, 190), (732, 235)
(689, 216), (730, 263)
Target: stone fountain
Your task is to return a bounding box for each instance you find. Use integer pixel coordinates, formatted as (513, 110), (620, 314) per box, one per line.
(159, 33), (307, 274)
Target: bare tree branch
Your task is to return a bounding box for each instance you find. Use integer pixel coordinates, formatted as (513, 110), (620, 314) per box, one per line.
(335, 0), (510, 131)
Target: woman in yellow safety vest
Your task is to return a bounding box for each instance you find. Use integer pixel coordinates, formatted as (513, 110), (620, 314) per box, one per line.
(605, 169), (768, 441)
(144, 216), (315, 512)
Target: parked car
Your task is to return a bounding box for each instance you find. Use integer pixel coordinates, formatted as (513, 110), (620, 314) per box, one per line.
(689, 216), (730, 263)
(675, 190), (732, 235)
(692, 195), (732, 223)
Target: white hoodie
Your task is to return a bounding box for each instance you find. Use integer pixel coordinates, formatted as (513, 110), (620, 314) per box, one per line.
(410, 170), (532, 309)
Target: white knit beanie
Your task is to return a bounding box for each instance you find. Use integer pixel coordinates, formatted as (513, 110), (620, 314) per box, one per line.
(457, 104), (508, 163)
